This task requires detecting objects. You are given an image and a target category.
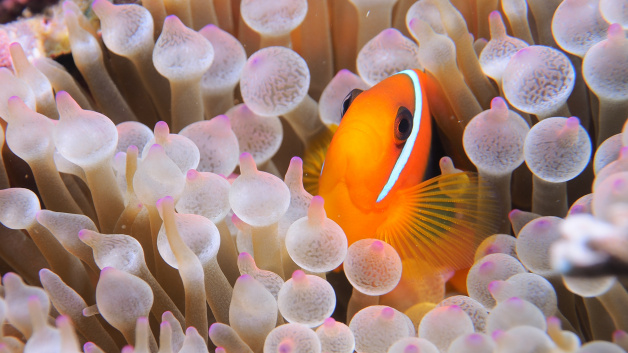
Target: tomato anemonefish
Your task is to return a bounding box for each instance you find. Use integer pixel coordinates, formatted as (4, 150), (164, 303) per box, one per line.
(304, 69), (499, 298)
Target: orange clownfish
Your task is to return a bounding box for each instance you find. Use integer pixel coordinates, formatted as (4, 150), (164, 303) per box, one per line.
(304, 69), (498, 297)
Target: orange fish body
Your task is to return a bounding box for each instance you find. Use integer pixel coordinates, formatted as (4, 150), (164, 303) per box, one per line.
(312, 69), (498, 305)
(319, 69), (432, 247)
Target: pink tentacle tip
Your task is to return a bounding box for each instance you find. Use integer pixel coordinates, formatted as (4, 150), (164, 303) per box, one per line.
(479, 261), (495, 275)
(613, 329), (628, 339)
(148, 143), (165, 154)
(238, 252), (252, 260)
(534, 218), (550, 229)
(186, 326), (199, 334)
(137, 316), (149, 324)
(164, 14), (180, 23)
(486, 244), (498, 254)
(490, 96), (507, 111)
(237, 104), (251, 114)
(278, 341), (293, 353)
(121, 345), (134, 353)
(403, 344), (419, 353)
(448, 305), (462, 312)
(84, 342), (98, 353)
(370, 240), (385, 252)
(382, 28), (398, 36)
(63, 8), (76, 19)
(154, 120), (170, 134)
(187, 169), (200, 180)
(608, 23), (624, 38)
(55, 314), (70, 326)
(492, 329), (505, 341)
(506, 296), (523, 306)
(2, 272), (17, 283)
(156, 195), (174, 208)
(208, 322), (218, 335)
(613, 177), (626, 191)
(466, 333), (483, 343)
(214, 114), (231, 127)
(380, 306), (395, 320)
(565, 116), (580, 129)
(338, 68), (352, 76)
(311, 195), (324, 207)
(508, 209), (521, 218)
(239, 152), (257, 174)
(127, 145), (139, 154)
(160, 320), (172, 329)
(7, 95), (20, 104)
(77, 229), (88, 240)
(114, 151), (126, 160)
(487, 280), (501, 294)
(547, 316), (561, 326)
(55, 90), (71, 101)
(489, 10), (501, 20)
(323, 317), (336, 328)
(290, 156), (303, 164)
(570, 204), (585, 214)
(249, 56), (262, 67)
(239, 274), (252, 281)
(292, 270), (306, 282)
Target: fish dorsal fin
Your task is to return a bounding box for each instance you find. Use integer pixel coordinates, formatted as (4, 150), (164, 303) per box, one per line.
(303, 125), (337, 196)
(376, 172), (500, 272)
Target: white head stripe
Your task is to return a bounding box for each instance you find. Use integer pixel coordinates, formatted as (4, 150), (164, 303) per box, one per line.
(376, 70), (423, 203)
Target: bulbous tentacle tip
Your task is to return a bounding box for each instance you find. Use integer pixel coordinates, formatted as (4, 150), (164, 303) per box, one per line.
(608, 23), (624, 39)
(238, 152), (257, 175)
(380, 306), (395, 320)
(186, 169), (200, 181)
(163, 15), (183, 28)
(214, 114), (231, 128)
(490, 96), (508, 111)
(487, 279), (504, 294)
(55, 91), (82, 116)
(91, 0), (114, 16)
(290, 156), (303, 165)
(238, 251), (253, 261)
(154, 121), (170, 139)
(238, 273), (253, 281)
(155, 195), (175, 211)
(148, 143), (165, 155)
(291, 269), (306, 281)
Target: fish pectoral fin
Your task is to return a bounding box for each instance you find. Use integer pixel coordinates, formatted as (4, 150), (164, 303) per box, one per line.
(376, 172), (500, 272)
(302, 125), (336, 195)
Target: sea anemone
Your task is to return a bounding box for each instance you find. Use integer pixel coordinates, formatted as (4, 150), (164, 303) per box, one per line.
(0, 0), (627, 352)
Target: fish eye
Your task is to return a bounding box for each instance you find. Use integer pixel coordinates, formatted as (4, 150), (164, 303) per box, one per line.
(340, 88), (363, 119)
(394, 106), (413, 142)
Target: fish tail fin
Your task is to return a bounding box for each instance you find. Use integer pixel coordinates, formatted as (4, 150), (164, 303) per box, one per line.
(302, 125), (337, 195)
(377, 172), (500, 273)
